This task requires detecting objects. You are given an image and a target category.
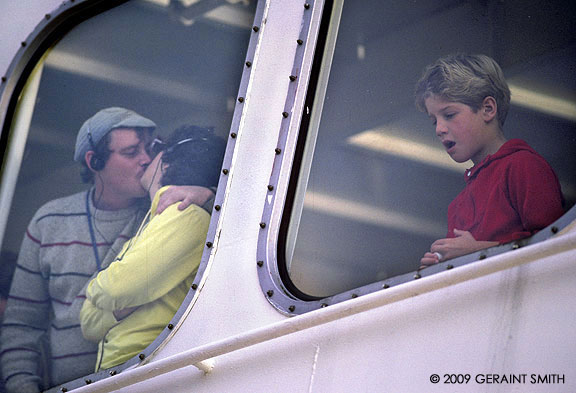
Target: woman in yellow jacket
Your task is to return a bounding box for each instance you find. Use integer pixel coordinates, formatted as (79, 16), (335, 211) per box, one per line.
(80, 125), (224, 371)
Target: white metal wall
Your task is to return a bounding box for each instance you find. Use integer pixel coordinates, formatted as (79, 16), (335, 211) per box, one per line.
(0, 0), (63, 78)
(73, 227), (576, 393)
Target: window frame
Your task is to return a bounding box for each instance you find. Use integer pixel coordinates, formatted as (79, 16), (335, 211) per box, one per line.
(256, 0), (576, 316)
(0, 0), (263, 390)
(0, 0), (128, 247)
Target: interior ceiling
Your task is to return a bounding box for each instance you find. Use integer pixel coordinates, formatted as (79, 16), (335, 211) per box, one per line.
(38, 2), (576, 124)
(21, 0), (574, 199)
(44, 0), (253, 100)
(27, 0), (576, 208)
(17, 0), (255, 188)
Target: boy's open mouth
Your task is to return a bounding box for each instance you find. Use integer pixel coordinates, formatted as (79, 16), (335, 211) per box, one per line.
(443, 140), (456, 150)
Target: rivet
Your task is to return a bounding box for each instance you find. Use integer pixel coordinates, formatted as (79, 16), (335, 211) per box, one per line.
(167, 323), (174, 329)
(275, 148), (281, 155)
(259, 222), (266, 229)
(320, 303), (328, 308)
(351, 293), (358, 298)
(1, 77), (5, 83)
(414, 273), (421, 280)
(109, 370), (117, 376)
(304, 3), (310, 9)
(222, 169), (229, 175)
(479, 254), (486, 260)
(191, 283), (198, 290)
(297, 39), (304, 45)
(512, 243), (520, 250)
(446, 264), (454, 270)
(85, 379), (92, 385)
(245, 61), (252, 67)
(45, 14), (51, 20)
(237, 97), (244, 103)
(282, 112), (289, 118)
(289, 75), (297, 81)
(61, 388), (68, 393)
(551, 226), (559, 234)
(206, 241), (213, 248)
(267, 290), (274, 297)
(214, 205), (221, 211)
(257, 260), (263, 267)
(267, 185), (274, 191)
(230, 132), (237, 138)
(252, 26), (259, 32)
(288, 305), (295, 312)
(21, 42), (27, 47)
(382, 284), (390, 289)
(139, 353), (145, 360)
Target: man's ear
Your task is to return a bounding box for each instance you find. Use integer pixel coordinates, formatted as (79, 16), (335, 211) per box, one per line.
(85, 151), (102, 172)
(481, 96), (498, 122)
(85, 151), (94, 170)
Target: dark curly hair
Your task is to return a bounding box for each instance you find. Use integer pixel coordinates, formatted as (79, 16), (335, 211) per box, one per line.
(160, 125), (225, 188)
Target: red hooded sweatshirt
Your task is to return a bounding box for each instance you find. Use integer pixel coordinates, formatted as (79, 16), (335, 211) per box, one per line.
(447, 139), (564, 244)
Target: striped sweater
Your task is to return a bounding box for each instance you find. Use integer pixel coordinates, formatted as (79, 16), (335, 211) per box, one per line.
(0, 189), (146, 393)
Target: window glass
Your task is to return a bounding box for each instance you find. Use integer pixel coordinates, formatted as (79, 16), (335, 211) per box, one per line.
(0, 0), (255, 388)
(287, 0), (576, 297)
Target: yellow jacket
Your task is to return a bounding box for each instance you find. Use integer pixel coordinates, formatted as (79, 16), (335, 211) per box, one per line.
(80, 186), (210, 370)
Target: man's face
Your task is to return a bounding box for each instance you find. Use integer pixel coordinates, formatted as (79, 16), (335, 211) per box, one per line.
(140, 151), (164, 194)
(98, 128), (153, 201)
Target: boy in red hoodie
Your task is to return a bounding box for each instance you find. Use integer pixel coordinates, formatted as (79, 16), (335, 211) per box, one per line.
(415, 54), (564, 266)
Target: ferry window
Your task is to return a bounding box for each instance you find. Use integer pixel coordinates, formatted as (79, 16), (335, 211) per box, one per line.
(0, 0), (255, 390)
(285, 0), (576, 298)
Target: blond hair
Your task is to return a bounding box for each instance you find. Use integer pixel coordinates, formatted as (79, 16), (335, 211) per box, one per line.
(415, 54), (511, 127)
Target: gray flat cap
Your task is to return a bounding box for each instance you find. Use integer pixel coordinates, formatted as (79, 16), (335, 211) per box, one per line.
(74, 107), (156, 162)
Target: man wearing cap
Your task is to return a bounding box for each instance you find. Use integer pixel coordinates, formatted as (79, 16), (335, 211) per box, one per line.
(0, 107), (214, 393)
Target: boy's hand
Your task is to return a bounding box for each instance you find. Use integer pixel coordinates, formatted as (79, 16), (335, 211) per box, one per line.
(420, 251), (441, 266)
(156, 186), (214, 214)
(420, 229), (498, 267)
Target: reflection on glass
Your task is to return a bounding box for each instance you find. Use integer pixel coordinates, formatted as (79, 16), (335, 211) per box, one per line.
(288, 0), (576, 297)
(0, 0), (255, 390)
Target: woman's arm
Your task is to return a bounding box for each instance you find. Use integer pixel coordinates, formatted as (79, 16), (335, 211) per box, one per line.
(79, 297), (117, 342)
(155, 186), (215, 214)
(87, 202), (210, 311)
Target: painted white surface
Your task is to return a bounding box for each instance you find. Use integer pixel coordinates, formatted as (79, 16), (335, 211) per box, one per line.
(0, 0), (63, 78)
(154, 0), (300, 353)
(73, 228), (576, 393)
